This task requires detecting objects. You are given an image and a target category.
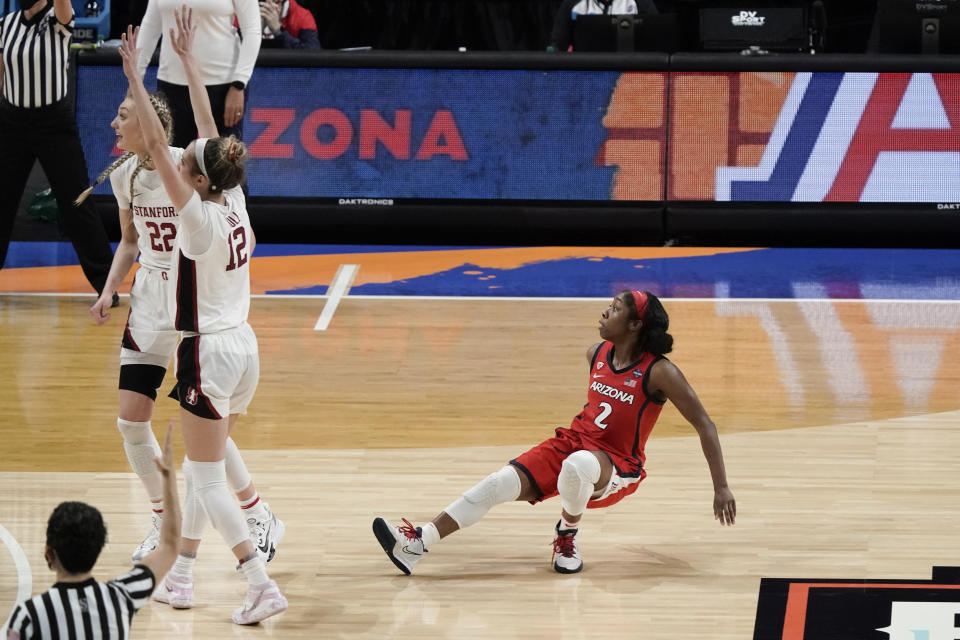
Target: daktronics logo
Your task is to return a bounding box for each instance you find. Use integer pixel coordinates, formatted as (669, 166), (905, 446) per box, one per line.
(731, 10), (766, 26)
(246, 108), (469, 161)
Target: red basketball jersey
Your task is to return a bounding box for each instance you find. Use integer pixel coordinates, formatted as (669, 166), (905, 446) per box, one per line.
(568, 341), (666, 473)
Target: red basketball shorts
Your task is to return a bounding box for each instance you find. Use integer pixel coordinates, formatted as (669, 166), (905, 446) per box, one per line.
(509, 428), (646, 509)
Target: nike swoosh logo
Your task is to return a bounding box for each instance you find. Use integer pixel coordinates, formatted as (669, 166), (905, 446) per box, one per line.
(401, 545), (423, 556)
(257, 523), (271, 555)
(592, 374), (602, 379)
(244, 589), (264, 614)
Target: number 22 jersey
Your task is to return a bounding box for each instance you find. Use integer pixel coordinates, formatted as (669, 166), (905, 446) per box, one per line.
(109, 147), (185, 271)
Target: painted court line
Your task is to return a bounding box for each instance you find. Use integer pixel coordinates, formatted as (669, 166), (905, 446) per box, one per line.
(314, 264), (360, 331)
(3, 293), (960, 305)
(0, 524), (32, 635)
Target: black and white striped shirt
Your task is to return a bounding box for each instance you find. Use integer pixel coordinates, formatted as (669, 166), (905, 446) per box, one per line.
(0, 3), (73, 108)
(5, 565), (155, 640)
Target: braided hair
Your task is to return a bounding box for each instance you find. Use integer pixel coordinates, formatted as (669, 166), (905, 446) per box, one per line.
(74, 92), (174, 206)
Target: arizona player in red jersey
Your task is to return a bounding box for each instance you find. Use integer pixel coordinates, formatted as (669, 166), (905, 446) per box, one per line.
(373, 290), (736, 574)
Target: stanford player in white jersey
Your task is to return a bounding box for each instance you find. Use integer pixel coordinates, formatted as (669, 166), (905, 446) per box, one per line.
(168, 183), (252, 335)
(119, 11), (287, 625)
(84, 9), (282, 591)
(374, 290), (737, 576)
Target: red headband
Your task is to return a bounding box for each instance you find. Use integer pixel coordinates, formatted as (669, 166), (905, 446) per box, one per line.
(630, 290), (649, 321)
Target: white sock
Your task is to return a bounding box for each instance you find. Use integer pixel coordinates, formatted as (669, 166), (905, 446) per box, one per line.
(240, 554), (270, 586)
(171, 552), (196, 578)
(561, 516), (580, 531)
(240, 492), (268, 520)
(420, 522), (441, 549)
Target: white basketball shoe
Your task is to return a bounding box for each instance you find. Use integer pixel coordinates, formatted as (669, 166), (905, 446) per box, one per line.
(247, 504), (286, 564)
(232, 580), (288, 625)
(131, 512), (162, 563)
(152, 572), (195, 609)
(372, 517), (426, 575)
(551, 521), (583, 574)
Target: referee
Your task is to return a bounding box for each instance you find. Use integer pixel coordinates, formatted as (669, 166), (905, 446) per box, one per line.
(0, 0), (115, 303)
(5, 422), (180, 640)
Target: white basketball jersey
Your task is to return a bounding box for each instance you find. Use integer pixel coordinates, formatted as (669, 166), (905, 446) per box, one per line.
(168, 187), (252, 334)
(109, 147), (185, 271)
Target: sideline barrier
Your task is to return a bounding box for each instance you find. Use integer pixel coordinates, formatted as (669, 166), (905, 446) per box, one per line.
(76, 49), (960, 246)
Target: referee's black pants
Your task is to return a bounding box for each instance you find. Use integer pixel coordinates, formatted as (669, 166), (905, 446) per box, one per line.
(0, 99), (113, 293)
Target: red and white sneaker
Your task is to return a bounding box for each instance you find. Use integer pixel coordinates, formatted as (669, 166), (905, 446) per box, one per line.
(372, 517), (426, 575)
(232, 580), (288, 625)
(551, 521), (583, 574)
(152, 572), (195, 609)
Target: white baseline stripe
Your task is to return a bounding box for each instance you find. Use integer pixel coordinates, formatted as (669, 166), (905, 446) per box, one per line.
(314, 264), (360, 331)
(0, 523), (32, 636)
(2, 292), (960, 305)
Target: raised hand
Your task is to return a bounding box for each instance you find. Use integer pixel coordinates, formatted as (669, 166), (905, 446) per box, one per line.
(118, 25), (142, 81)
(153, 419), (175, 477)
(169, 5), (196, 60)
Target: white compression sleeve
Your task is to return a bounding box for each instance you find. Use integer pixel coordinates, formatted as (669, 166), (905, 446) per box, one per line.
(224, 437), (252, 494)
(190, 459), (250, 548)
(444, 466), (521, 529)
(180, 458), (210, 540)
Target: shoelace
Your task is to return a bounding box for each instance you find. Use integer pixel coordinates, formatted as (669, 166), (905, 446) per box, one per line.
(551, 533), (577, 562)
(398, 518), (421, 541)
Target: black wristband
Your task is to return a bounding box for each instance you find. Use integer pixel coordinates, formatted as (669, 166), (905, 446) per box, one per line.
(231, 80), (246, 90)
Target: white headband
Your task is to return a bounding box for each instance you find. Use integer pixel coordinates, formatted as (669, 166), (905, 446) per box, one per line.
(194, 137), (210, 178)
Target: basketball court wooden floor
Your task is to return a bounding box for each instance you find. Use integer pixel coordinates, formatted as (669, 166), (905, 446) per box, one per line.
(2, 246), (960, 638)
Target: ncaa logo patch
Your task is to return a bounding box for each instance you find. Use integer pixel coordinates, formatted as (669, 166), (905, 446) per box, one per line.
(753, 566), (960, 639)
(185, 387), (199, 406)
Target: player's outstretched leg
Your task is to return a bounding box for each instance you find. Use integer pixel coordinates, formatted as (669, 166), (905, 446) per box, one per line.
(373, 466), (523, 575)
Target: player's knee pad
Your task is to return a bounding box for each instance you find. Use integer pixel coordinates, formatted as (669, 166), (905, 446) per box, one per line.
(118, 419), (162, 483)
(118, 364), (166, 401)
(560, 450), (602, 485)
(224, 437), (252, 494)
(190, 459), (248, 548)
(445, 466), (521, 528)
(558, 451), (601, 516)
(117, 418), (153, 444)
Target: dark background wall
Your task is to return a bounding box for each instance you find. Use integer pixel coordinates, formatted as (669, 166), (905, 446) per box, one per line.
(111, 0), (879, 53)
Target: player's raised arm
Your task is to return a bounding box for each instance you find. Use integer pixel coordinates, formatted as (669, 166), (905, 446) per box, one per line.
(649, 359), (736, 525)
(118, 25), (194, 211)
